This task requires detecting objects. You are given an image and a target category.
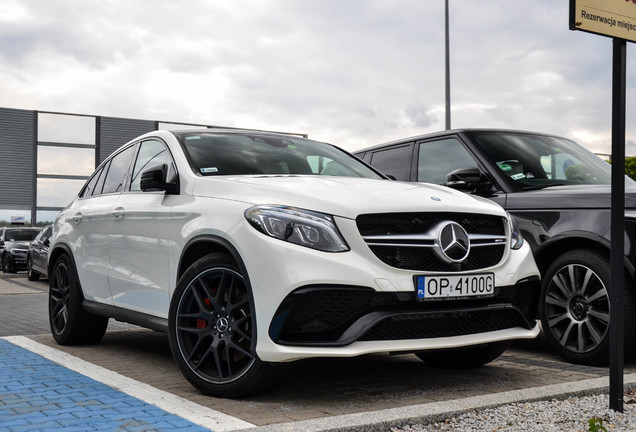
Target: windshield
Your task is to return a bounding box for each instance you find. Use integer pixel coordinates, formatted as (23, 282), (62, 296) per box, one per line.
(3, 229), (40, 242)
(469, 131), (635, 188)
(178, 132), (383, 179)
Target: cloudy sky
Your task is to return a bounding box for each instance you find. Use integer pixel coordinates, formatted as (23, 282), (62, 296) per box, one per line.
(2, 0), (636, 156)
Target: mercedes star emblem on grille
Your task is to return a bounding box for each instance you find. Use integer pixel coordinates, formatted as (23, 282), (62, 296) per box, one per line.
(434, 221), (470, 263)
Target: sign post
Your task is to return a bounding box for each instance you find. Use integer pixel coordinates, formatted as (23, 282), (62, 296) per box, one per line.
(570, 0), (636, 412)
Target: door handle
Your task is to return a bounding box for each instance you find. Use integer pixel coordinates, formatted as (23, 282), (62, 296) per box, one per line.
(73, 213), (82, 224)
(112, 207), (125, 220)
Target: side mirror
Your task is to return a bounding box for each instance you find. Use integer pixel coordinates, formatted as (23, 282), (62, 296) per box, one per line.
(445, 167), (492, 194)
(140, 164), (179, 194)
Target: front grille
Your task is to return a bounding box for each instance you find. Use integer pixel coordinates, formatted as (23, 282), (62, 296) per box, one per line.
(369, 245), (503, 272)
(357, 212), (507, 271)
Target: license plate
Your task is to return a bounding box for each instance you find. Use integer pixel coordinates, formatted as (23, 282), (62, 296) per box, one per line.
(415, 273), (494, 301)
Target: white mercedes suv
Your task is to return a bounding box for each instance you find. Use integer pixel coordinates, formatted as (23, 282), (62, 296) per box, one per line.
(49, 129), (540, 397)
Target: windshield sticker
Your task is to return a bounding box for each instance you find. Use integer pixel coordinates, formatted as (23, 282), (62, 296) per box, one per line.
(185, 136), (201, 140)
(201, 167), (218, 173)
(498, 163), (512, 172)
(511, 173), (526, 180)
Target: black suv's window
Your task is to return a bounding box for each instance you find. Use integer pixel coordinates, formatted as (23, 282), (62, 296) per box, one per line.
(101, 146), (136, 194)
(130, 140), (176, 191)
(368, 145), (412, 181)
(179, 132), (382, 179)
(417, 138), (478, 184)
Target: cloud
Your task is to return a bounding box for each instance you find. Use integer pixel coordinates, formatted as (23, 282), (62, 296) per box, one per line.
(0, 0), (635, 159)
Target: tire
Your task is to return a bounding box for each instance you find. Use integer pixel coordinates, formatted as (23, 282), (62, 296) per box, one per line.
(539, 248), (636, 366)
(27, 256), (40, 281)
(2, 253), (15, 273)
(416, 341), (510, 368)
(48, 253), (108, 345)
(168, 253), (281, 398)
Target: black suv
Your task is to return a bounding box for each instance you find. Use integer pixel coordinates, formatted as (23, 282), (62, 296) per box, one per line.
(355, 128), (636, 366)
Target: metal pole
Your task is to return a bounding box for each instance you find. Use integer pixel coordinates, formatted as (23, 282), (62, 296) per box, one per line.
(609, 37), (626, 413)
(445, 0), (451, 130)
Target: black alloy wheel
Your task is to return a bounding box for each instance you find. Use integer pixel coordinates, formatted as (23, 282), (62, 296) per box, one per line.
(49, 257), (71, 337)
(540, 249), (636, 365)
(48, 253), (108, 345)
(169, 253), (280, 398)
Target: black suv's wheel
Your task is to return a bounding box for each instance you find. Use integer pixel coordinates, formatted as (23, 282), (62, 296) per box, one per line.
(49, 253), (108, 345)
(416, 341), (509, 368)
(2, 253), (15, 273)
(539, 249), (636, 365)
(168, 253), (281, 398)
(27, 255), (40, 281)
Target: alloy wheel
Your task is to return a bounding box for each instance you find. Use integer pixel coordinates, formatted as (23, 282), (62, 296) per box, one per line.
(543, 263), (609, 354)
(49, 260), (71, 335)
(174, 267), (255, 384)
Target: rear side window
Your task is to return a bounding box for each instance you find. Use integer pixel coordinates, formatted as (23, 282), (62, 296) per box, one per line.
(101, 146), (136, 194)
(417, 138), (478, 184)
(80, 165), (106, 198)
(368, 145), (412, 181)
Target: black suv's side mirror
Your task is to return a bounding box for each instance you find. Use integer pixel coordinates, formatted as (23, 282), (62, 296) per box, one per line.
(140, 164), (179, 194)
(445, 167), (493, 194)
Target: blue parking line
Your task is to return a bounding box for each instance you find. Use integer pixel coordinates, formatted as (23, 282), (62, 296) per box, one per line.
(0, 340), (210, 431)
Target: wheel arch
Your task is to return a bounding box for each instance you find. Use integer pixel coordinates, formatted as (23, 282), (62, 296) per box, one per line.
(177, 235), (249, 284)
(48, 243), (76, 278)
(532, 231), (636, 283)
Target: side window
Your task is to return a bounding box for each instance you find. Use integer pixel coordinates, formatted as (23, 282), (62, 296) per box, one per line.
(417, 138), (479, 184)
(368, 145), (412, 181)
(80, 165), (105, 198)
(101, 146), (136, 195)
(41, 226), (52, 243)
(130, 140), (176, 191)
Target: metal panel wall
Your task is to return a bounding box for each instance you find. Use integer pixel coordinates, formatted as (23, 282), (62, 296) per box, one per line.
(0, 108), (35, 208)
(98, 117), (156, 164)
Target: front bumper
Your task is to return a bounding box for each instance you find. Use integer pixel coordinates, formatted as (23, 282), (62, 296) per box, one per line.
(230, 215), (541, 363)
(270, 277), (539, 347)
(7, 251), (28, 269)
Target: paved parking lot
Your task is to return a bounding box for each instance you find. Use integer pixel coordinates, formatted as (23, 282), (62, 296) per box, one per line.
(2, 273), (636, 431)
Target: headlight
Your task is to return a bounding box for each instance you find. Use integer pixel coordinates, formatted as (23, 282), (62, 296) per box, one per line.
(508, 212), (524, 250)
(245, 205), (350, 252)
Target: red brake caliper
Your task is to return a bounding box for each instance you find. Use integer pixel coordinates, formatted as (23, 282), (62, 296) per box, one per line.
(196, 298), (213, 329)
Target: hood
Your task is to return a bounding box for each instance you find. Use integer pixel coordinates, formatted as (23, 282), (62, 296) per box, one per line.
(192, 175), (506, 219)
(506, 184), (636, 210)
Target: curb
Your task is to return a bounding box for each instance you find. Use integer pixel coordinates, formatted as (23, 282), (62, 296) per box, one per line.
(244, 374), (636, 432)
